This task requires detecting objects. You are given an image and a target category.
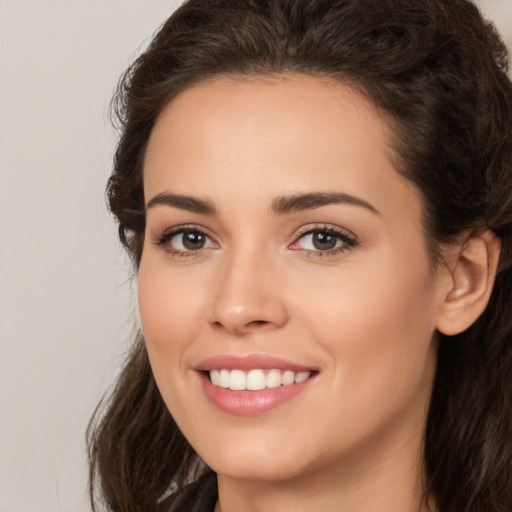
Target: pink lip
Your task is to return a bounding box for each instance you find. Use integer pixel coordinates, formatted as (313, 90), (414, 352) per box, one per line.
(194, 354), (317, 416)
(195, 354), (315, 372)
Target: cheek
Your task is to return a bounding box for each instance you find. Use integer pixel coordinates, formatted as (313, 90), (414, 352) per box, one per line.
(301, 246), (439, 411)
(138, 272), (176, 347)
(137, 258), (203, 370)
(137, 261), (205, 421)
(138, 251), (209, 335)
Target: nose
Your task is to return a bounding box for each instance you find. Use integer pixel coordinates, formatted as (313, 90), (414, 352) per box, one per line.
(208, 249), (289, 336)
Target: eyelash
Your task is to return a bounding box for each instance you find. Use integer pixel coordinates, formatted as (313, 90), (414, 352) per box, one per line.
(153, 225), (217, 257)
(153, 224), (358, 258)
(289, 225), (358, 257)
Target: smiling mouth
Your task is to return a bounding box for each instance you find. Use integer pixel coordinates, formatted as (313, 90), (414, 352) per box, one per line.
(207, 369), (313, 391)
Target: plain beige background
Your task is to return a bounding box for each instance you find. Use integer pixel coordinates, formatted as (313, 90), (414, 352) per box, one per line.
(0, 1), (510, 511)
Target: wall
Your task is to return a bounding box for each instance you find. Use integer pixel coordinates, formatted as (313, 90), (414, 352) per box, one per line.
(0, 2), (181, 511)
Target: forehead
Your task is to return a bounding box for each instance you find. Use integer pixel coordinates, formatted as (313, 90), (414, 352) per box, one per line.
(143, 74), (418, 220)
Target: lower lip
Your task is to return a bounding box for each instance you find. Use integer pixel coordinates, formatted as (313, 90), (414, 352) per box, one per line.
(199, 373), (314, 416)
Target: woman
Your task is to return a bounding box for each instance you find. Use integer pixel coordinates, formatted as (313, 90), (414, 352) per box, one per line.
(87, 0), (512, 511)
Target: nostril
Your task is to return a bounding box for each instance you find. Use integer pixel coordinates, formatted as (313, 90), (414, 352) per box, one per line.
(211, 319), (269, 333)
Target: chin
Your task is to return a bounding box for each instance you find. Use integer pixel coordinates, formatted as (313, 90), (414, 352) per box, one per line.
(196, 431), (308, 482)
(208, 455), (303, 482)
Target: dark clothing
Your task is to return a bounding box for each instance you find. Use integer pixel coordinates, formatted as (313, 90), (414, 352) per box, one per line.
(157, 473), (218, 512)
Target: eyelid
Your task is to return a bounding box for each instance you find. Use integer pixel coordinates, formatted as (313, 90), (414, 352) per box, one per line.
(289, 224), (358, 254)
(151, 222), (358, 258)
(293, 222), (356, 238)
(152, 224), (219, 255)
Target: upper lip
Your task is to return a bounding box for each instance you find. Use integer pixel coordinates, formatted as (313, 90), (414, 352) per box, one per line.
(195, 354), (316, 372)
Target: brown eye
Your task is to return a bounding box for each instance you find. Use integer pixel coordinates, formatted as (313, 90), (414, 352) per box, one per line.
(161, 229), (217, 253)
(311, 231), (337, 250)
(181, 231), (207, 250)
(290, 227), (357, 256)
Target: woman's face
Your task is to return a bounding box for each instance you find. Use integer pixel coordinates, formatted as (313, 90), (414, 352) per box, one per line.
(139, 75), (450, 483)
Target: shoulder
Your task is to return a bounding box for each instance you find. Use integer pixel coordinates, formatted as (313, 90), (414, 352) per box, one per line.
(157, 472), (218, 512)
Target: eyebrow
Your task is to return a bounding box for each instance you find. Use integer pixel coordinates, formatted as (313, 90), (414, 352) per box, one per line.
(146, 192), (217, 215)
(271, 192), (380, 216)
(145, 191), (379, 216)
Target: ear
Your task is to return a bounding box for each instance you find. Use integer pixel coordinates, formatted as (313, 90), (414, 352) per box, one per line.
(436, 230), (501, 336)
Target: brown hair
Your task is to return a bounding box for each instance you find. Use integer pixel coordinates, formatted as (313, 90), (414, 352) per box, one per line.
(88, 1), (512, 510)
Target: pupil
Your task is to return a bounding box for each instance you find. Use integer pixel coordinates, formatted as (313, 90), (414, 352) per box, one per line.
(313, 231), (336, 250)
(183, 231), (205, 250)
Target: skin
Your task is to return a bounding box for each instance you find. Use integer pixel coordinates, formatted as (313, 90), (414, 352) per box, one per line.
(138, 75), (489, 511)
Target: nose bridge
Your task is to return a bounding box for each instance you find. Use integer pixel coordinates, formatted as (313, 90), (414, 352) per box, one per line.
(209, 240), (288, 334)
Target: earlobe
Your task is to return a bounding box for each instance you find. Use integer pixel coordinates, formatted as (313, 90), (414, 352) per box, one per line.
(436, 231), (501, 336)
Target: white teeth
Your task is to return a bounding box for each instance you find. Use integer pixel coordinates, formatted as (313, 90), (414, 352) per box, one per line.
(266, 369), (283, 388)
(246, 369), (266, 391)
(219, 369), (230, 388)
(295, 371), (310, 383)
(282, 370), (295, 386)
(210, 369), (220, 386)
(208, 369), (312, 390)
(229, 370), (246, 390)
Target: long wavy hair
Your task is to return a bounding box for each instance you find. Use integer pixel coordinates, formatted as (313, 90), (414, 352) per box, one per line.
(87, 1), (512, 511)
